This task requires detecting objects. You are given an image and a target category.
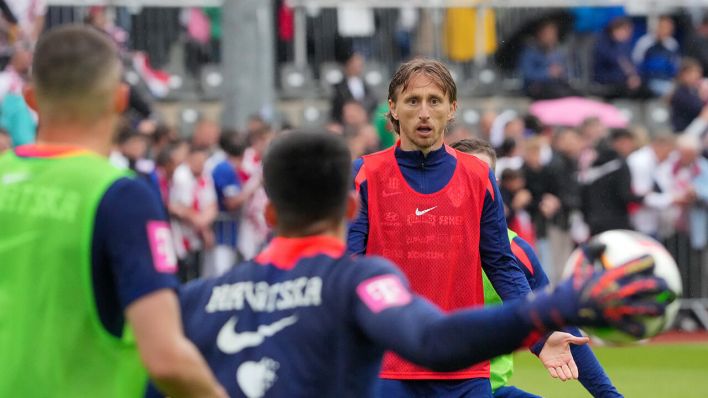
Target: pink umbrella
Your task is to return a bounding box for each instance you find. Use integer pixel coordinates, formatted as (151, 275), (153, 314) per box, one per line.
(529, 96), (629, 128)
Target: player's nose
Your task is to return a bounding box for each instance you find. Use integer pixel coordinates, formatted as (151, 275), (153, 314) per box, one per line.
(418, 103), (431, 119)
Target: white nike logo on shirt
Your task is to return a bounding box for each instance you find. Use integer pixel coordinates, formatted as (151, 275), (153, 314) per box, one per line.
(415, 206), (437, 216)
(217, 315), (298, 354)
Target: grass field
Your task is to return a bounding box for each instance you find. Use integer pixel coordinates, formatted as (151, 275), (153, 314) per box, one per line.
(509, 343), (708, 397)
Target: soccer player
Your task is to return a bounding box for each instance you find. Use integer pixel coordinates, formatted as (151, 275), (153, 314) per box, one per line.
(166, 130), (669, 397)
(0, 26), (225, 397)
(348, 58), (574, 396)
(452, 137), (623, 397)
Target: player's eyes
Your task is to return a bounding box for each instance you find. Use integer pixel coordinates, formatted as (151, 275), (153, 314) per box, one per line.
(407, 98), (418, 105)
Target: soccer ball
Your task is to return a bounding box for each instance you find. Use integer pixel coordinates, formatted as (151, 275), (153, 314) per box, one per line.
(562, 230), (682, 344)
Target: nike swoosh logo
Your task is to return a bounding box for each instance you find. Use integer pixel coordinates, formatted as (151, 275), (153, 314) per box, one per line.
(382, 191), (401, 197)
(0, 231), (39, 253)
(415, 206), (437, 216)
(217, 315), (298, 354)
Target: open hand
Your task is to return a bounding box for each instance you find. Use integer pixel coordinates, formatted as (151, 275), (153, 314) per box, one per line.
(538, 331), (589, 381)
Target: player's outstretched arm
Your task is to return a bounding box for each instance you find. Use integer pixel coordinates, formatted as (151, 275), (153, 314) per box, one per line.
(353, 273), (536, 371)
(127, 289), (227, 398)
(353, 255), (672, 373)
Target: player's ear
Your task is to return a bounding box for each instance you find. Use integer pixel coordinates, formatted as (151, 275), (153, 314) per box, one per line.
(345, 191), (359, 221)
(388, 99), (398, 120)
(114, 83), (129, 113)
(265, 200), (277, 228)
(22, 84), (38, 112)
(448, 100), (457, 121)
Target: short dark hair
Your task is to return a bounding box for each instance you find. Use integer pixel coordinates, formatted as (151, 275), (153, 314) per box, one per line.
(451, 137), (497, 169)
(221, 131), (248, 158)
(156, 139), (186, 167)
(263, 131), (351, 233)
(609, 128), (634, 142)
(388, 58), (457, 134)
(501, 167), (524, 183)
(32, 25), (121, 122)
(608, 16), (632, 33)
(679, 57), (702, 75)
(115, 124), (143, 145)
(248, 126), (273, 145)
(153, 124), (175, 144)
(189, 144), (210, 155)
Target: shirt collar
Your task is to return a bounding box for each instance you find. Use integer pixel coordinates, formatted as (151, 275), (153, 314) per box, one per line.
(14, 144), (94, 159)
(394, 142), (452, 167)
(254, 235), (345, 270)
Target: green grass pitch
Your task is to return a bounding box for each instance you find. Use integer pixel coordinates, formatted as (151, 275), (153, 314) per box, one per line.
(509, 343), (708, 397)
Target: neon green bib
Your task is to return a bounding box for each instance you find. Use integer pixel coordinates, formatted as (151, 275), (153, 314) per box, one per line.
(0, 151), (147, 397)
(482, 229), (519, 392)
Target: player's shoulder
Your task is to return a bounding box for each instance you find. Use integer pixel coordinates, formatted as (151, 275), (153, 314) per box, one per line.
(345, 255), (408, 283)
(101, 176), (162, 209)
(212, 160), (233, 176)
(353, 157), (364, 173)
(172, 163), (193, 183)
(454, 149), (490, 174)
(356, 146), (396, 170)
(352, 157), (368, 192)
(179, 261), (258, 309)
(453, 149), (496, 197)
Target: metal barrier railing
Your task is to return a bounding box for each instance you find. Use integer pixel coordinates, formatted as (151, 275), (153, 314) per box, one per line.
(664, 234), (708, 300)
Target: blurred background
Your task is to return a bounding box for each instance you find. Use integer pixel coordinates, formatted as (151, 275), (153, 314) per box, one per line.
(1, 0), (707, 337)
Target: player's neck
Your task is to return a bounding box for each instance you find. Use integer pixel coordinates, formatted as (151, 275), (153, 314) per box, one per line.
(36, 117), (116, 157)
(399, 139), (444, 157)
(276, 220), (346, 242)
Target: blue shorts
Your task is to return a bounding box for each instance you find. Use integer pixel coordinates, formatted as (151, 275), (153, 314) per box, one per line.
(493, 385), (542, 398)
(375, 378), (492, 398)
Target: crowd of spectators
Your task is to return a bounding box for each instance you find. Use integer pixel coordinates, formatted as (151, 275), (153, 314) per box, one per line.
(106, 117), (272, 281)
(1, 5), (706, 290)
(436, 113), (707, 285)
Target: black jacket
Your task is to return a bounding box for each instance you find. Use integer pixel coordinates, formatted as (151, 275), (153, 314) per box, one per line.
(544, 152), (582, 231)
(670, 84), (704, 133)
(522, 163), (557, 238)
(330, 79), (378, 123)
(580, 146), (641, 236)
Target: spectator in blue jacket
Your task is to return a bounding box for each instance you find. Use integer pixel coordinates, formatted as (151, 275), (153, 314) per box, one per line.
(519, 21), (576, 100)
(592, 17), (651, 99)
(670, 58), (707, 132)
(633, 15), (680, 96)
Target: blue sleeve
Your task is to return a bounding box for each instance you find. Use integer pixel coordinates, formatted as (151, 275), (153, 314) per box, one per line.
(480, 169), (531, 300)
(515, 236), (550, 290)
(212, 163), (240, 211)
(568, 326), (624, 397)
(347, 158), (369, 256)
(350, 257), (538, 371)
(92, 177), (180, 337)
